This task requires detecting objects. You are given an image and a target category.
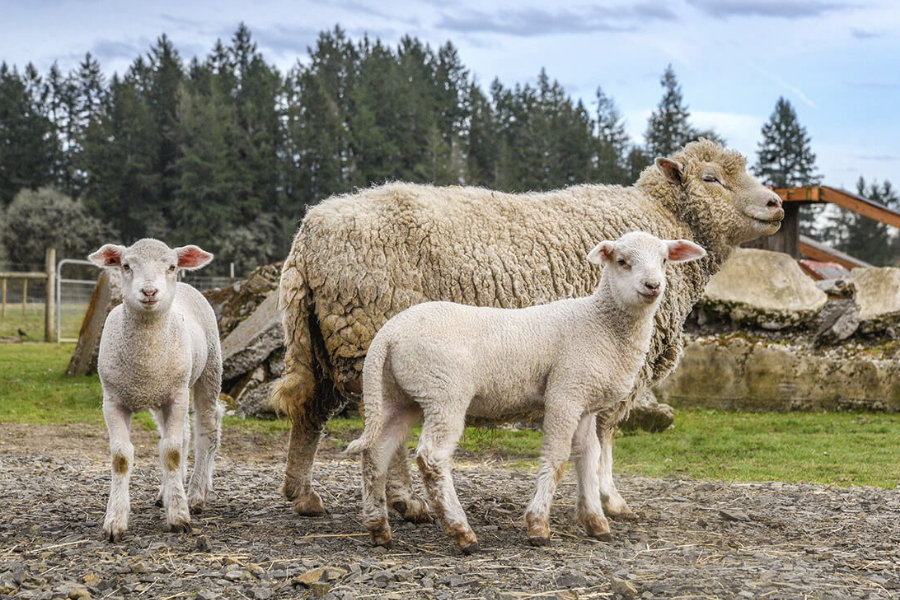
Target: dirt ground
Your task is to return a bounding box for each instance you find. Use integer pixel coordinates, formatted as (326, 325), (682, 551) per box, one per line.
(1, 423), (898, 600)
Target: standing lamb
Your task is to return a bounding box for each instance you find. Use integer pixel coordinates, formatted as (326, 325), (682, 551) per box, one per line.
(273, 139), (784, 520)
(346, 232), (706, 553)
(89, 239), (224, 541)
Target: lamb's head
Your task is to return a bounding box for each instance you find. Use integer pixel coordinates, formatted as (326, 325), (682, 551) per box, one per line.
(588, 231), (706, 313)
(89, 238), (213, 316)
(639, 139), (785, 251)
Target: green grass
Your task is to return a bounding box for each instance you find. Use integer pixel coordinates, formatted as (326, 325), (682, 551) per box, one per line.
(0, 302), (86, 339)
(2, 343), (899, 488)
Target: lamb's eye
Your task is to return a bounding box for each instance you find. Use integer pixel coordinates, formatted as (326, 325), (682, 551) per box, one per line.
(617, 259), (627, 266)
(122, 264), (131, 272)
(168, 265), (176, 273)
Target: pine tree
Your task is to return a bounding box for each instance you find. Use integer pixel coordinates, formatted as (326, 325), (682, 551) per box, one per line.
(0, 63), (58, 205)
(644, 64), (693, 158)
(594, 86), (630, 184)
(753, 96), (822, 236)
(823, 177), (899, 265)
(753, 97), (821, 188)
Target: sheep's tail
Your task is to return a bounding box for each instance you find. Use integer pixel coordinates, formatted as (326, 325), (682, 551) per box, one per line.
(344, 334), (391, 455)
(270, 237), (317, 421)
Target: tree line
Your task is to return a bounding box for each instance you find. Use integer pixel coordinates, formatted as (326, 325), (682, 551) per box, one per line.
(0, 24), (895, 272)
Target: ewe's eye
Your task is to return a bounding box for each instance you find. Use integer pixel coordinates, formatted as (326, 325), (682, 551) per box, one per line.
(702, 173), (720, 184)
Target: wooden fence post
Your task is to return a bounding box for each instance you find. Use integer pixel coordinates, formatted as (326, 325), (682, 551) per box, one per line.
(45, 248), (56, 343)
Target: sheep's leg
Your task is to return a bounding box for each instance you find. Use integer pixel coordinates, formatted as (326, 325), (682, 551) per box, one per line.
(103, 398), (134, 542)
(283, 412), (328, 515)
(386, 447), (431, 523)
(157, 391), (192, 533)
(361, 404), (420, 549)
(187, 375), (224, 514)
(572, 413), (611, 541)
(524, 405), (582, 547)
(416, 410), (479, 554)
(598, 424), (636, 519)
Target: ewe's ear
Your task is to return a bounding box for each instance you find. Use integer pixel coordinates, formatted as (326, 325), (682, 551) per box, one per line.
(587, 241), (616, 265)
(88, 244), (126, 269)
(665, 239), (706, 263)
(175, 245), (214, 270)
(655, 157), (684, 185)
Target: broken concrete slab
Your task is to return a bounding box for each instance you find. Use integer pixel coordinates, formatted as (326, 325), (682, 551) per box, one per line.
(221, 292), (283, 381)
(701, 248), (827, 330)
(849, 266), (900, 335)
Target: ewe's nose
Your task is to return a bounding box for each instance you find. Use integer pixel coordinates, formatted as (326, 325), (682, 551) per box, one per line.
(141, 287), (158, 299)
(767, 194), (783, 209)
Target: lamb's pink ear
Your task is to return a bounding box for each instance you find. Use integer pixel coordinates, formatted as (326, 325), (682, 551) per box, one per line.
(176, 245), (214, 270)
(666, 239), (706, 263)
(88, 244), (125, 268)
(587, 241), (616, 265)
(656, 157), (684, 185)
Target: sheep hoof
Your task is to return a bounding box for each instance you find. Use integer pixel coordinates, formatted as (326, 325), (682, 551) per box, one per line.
(459, 541), (480, 555)
(609, 508), (637, 521)
(291, 490), (327, 516)
(590, 531), (613, 542)
(169, 521), (192, 534)
(372, 538), (393, 550)
(527, 535), (551, 547)
(392, 500), (432, 523)
(104, 530), (122, 543)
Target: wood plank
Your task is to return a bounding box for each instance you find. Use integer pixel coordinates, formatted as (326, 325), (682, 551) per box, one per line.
(66, 271), (116, 376)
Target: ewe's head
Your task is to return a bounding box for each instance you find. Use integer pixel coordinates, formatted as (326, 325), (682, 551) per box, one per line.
(588, 231), (706, 313)
(89, 239), (213, 316)
(639, 139), (785, 251)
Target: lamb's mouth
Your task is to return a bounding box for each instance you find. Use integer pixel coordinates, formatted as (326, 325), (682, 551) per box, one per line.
(637, 292), (659, 303)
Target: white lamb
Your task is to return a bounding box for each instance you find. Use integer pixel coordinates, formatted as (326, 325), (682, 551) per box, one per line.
(88, 239), (224, 542)
(346, 231), (706, 553)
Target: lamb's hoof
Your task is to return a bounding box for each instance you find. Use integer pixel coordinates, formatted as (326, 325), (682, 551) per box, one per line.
(580, 514), (613, 541)
(527, 535), (551, 547)
(459, 541), (480, 555)
(189, 499), (206, 515)
(608, 507), (637, 521)
(104, 530), (123, 543)
(589, 531), (613, 542)
(168, 520), (192, 534)
(371, 537), (393, 550)
(392, 499), (432, 524)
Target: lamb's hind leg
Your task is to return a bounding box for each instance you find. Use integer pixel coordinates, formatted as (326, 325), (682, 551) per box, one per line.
(361, 403), (421, 549)
(386, 449), (430, 523)
(573, 413), (611, 541)
(416, 409), (479, 554)
(187, 373), (224, 514)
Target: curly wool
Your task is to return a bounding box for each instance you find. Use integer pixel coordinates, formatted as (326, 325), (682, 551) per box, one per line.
(275, 139), (771, 427)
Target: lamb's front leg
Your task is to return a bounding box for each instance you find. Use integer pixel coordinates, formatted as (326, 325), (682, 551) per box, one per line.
(524, 403), (582, 547)
(157, 391), (192, 533)
(572, 413), (611, 541)
(103, 398), (134, 542)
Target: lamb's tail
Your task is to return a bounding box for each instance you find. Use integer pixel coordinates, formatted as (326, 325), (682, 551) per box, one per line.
(270, 235), (317, 421)
(344, 334), (391, 455)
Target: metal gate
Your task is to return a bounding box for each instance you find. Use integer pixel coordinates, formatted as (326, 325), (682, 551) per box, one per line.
(56, 259), (96, 343)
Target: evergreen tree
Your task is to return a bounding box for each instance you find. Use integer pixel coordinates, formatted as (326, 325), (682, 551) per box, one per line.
(594, 86), (630, 184)
(644, 64), (693, 158)
(753, 96), (822, 236)
(0, 63), (58, 205)
(822, 177), (899, 265)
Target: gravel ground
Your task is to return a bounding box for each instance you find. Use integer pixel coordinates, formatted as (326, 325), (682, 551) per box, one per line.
(1, 424), (899, 600)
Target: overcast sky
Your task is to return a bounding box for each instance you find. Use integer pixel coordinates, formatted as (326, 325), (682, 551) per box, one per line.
(2, 0), (899, 189)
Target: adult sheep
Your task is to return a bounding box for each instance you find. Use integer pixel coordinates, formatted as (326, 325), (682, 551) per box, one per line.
(273, 139), (784, 519)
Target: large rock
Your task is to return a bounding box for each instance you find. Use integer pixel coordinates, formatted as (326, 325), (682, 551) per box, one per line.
(221, 292), (283, 381)
(850, 266), (900, 335)
(658, 336), (900, 412)
(701, 248), (827, 330)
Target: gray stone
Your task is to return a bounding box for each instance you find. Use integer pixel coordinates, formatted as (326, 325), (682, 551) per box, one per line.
(719, 509), (750, 522)
(609, 576), (638, 598)
(813, 298), (860, 344)
(619, 388), (674, 432)
(701, 248), (827, 330)
(250, 587), (273, 600)
(850, 266), (900, 335)
(220, 293), (283, 381)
